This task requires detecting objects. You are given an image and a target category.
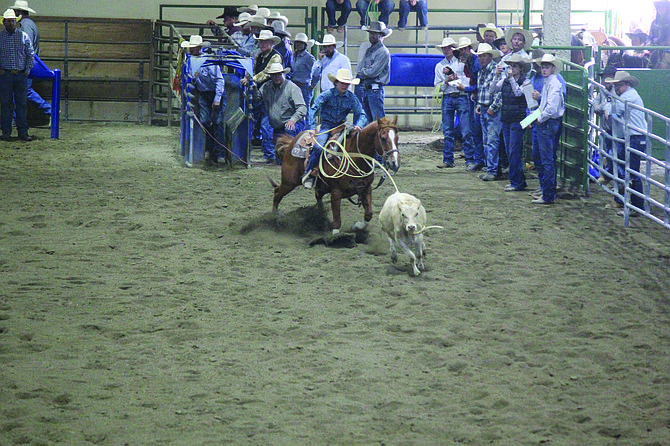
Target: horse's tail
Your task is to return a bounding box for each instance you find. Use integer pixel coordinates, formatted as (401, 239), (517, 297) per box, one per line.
(275, 134), (294, 160)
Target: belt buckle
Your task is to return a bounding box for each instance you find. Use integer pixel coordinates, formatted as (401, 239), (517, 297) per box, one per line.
(10, 69), (19, 75)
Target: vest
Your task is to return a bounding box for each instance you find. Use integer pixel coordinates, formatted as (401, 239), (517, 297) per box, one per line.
(500, 75), (528, 123)
(254, 49), (280, 86)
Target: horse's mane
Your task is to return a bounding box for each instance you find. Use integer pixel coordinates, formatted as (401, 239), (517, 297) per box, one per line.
(275, 133), (296, 159)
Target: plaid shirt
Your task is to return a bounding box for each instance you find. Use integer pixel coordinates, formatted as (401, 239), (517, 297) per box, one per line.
(0, 28), (34, 72)
(476, 61), (502, 112)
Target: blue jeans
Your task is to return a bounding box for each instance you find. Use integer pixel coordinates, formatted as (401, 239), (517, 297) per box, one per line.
(480, 107), (502, 175)
(441, 94), (472, 165)
(306, 121), (339, 177)
(198, 90), (225, 160)
(614, 135), (645, 209)
(27, 78), (51, 114)
(260, 104), (275, 160)
(357, 0), (395, 26)
(468, 99), (484, 165)
(359, 85), (385, 122)
(299, 85), (313, 107)
(0, 72), (28, 137)
(398, 0), (428, 27)
(326, 0), (352, 27)
(536, 118), (562, 202)
(501, 121), (527, 189)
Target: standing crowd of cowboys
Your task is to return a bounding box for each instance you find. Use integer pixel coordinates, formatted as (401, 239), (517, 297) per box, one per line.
(188, 5), (572, 201)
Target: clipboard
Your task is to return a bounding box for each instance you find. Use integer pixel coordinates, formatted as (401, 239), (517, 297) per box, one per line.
(521, 109), (541, 129)
(522, 83), (538, 109)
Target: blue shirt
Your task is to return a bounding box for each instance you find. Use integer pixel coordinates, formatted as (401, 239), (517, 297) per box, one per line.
(19, 17), (39, 55)
(188, 54), (225, 104)
(0, 28), (34, 72)
(308, 87), (367, 129)
(462, 53), (480, 94)
(292, 50), (317, 87)
(531, 71), (566, 97)
(612, 86), (647, 137)
(275, 39), (293, 73)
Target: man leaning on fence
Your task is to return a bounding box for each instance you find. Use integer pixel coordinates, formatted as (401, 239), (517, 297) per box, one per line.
(0, 8), (34, 141)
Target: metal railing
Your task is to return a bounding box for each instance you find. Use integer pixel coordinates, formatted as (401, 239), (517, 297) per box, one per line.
(587, 80), (670, 229)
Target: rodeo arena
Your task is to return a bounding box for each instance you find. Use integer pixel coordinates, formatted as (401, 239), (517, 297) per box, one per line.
(2, 0), (670, 444)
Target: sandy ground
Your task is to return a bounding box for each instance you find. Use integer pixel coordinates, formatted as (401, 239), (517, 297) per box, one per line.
(1, 122), (669, 446)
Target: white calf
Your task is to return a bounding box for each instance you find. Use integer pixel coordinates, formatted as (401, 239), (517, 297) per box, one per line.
(379, 192), (427, 276)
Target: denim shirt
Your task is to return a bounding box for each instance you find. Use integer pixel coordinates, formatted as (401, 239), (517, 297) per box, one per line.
(308, 88), (367, 129)
(292, 50), (317, 87)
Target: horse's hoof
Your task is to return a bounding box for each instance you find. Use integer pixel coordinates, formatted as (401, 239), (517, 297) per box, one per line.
(353, 221), (368, 231)
(332, 229), (340, 235)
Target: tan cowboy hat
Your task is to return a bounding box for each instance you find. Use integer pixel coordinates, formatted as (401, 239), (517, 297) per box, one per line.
(479, 23), (503, 39)
(240, 4), (259, 14)
(506, 53), (532, 73)
(327, 68), (360, 85)
(254, 29), (280, 45)
(181, 35), (206, 48)
(234, 12), (252, 27)
(604, 70), (640, 87)
(456, 36), (477, 50)
(504, 27), (533, 51)
(436, 37), (457, 49)
(534, 53), (562, 72)
(315, 33), (344, 48)
(255, 7), (271, 18)
(267, 11), (289, 26)
(474, 42), (501, 58)
(2, 8), (17, 19)
(292, 32), (315, 50)
(266, 62), (290, 75)
(366, 21), (392, 37)
(11, 0), (35, 14)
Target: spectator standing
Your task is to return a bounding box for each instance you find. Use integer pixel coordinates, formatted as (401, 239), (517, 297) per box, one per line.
(240, 4), (259, 15)
(356, 0), (395, 29)
(533, 54), (565, 204)
(291, 33), (318, 106)
(303, 68), (367, 189)
(207, 6), (241, 41)
(311, 34), (352, 93)
(490, 53), (531, 192)
(326, 0), (352, 34)
(398, 0), (427, 30)
(0, 8), (34, 141)
(232, 13), (255, 57)
(592, 65), (616, 185)
(272, 20), (293, 73)
(478, 23), (503, 45)
(12, 0), (49, 119)
(456, 36), (484, 171)
(356, 21), (391, 122)
(500, 27), (532, 65)
(473, 43), (503, 181)
(434, 37), (472, 169)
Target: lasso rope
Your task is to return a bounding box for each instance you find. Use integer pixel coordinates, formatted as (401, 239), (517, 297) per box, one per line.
(363, 1), (379, 27)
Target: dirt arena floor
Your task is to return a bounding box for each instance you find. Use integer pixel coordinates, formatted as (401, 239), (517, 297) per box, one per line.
(1, 122), (669, 446)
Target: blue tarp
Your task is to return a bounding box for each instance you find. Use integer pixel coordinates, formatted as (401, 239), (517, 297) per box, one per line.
(388, 53), (443, 87)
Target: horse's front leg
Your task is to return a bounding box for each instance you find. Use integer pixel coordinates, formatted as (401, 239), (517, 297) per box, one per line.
(353, 188), (373, 231)
(330, 188), (343, 234)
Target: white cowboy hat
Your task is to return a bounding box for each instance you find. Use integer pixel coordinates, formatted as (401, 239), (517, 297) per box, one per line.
(456, 36), (477, 50)
(266, 62), (290, 75)
(271, 20), (291, 38)
(534, 53), (563, 72)
(474, 42), (501, 58)
(505, 53), (532, 73)
(436, 37), (457, 49)
(267, 11), (289, 26)
(240, 4), (258, 14)
(604, 70), (640, 87)
(254, 29), (281, 45)
(255, 7), (271, 18)
(479, 23), (503, 39)
(292, 32), (315, 50)
(180, 35), (209, 48)
(2, 8), (17, 19)
(327, 68), (360, 85)
(234, 12), (252, 27)
(246, 15), (267, 29)
(504, 27), (533, 51)
(11, 0), (35, 14)
(315, 33), (344, 48)
(365, 21), (392, 37)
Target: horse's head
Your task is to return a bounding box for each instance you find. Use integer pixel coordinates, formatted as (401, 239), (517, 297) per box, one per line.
(375, 116), (400, 173)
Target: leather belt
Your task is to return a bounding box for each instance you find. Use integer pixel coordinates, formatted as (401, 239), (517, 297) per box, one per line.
(9, 69), (21, 74)
(365, 82), (381, 89)
(446, 92), (463, 98)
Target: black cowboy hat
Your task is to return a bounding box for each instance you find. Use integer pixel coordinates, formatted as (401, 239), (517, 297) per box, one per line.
(491, 36), (506, 50)
(216, 6), (240, 19)
(597, 64), (617, 78)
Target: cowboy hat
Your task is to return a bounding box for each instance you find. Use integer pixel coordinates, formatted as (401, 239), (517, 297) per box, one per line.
(625, 28), (648, 40)
(254, 29), (280, 45)
(597, 64), (617, 78)
(478, 23), (503, 39)
(504, 27), (533, 51)
(255, 7), (271, 18)
(456, 36), (476, 50)
(2, 8), (17, 19)
(365, 21), (392, 37)
(315, 33), (344, 48)
(474, 42), (501, 58)
(531, 48), (545, 61)
(246, 15), (267, 29)
(292, 32), (315, 50)
(327, 68), (360, 85)
(534, 53), (562, 72)
(266, 62), (290, 75)
(492, 36), (506, 50)
(180, 34), (211, 48)
(11, 0), (35, 14)
(271, 20), (291, 38)
(216, 6), (239, 19)
(436, 37), (457, 48)
(234, 12), (252, 27)
(267, 11), (289, 26)
(506, 53), (532, 73)
(604, 70), (640, 87)
(240, 4), (258, 14)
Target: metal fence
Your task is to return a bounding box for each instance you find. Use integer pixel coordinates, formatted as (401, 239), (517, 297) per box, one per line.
(587, 79), (670, 229)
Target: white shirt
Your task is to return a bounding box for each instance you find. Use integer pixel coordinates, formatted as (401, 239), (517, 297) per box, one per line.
(311, 50), (352, 92)
(434, 55), (467, 95)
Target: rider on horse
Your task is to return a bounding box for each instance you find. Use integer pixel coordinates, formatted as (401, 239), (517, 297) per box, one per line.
(303, 68), (368, 189)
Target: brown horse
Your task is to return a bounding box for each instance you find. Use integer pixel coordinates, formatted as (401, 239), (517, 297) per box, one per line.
(270, 117), (400, 234)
